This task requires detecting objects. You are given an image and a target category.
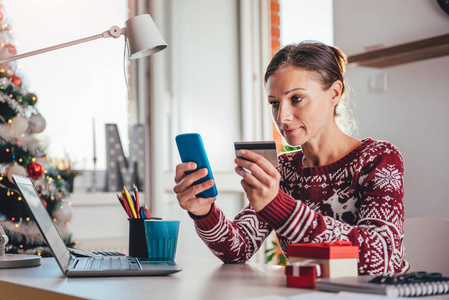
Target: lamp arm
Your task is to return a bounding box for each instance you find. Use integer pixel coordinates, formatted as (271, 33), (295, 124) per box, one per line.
(0, 26), (126, 65)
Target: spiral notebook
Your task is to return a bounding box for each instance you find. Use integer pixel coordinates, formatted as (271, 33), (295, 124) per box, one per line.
(316, 273), (449, 297)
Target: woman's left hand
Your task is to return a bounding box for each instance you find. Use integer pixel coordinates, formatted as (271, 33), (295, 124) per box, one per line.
(235, 149), (281, 212)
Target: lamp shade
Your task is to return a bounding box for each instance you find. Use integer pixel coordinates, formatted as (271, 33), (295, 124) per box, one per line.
(126, 14), (167, 59)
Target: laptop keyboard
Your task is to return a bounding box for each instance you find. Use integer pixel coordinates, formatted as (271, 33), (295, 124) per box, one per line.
(73, 257), (141, 270)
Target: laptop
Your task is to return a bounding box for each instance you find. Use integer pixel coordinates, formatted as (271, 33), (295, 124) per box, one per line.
(12, 174), (182, 277)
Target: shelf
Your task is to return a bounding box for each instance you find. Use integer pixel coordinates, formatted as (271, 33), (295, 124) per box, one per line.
(347, 33), (449, 68)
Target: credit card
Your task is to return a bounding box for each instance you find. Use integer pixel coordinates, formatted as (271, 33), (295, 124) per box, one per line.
(234, 141), (278, 167)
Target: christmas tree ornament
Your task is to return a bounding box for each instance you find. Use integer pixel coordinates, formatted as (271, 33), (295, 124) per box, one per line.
(6, 44), (16, 56)
(41, 199), (47, 208)
(27, 162), (43, 179)
(53, 202), (73, 224)
(28, 114), (46, 133)
(11, 75), (22, 87)
(6, 165), (27, 183)
(28, 93), (38, 104)
(10, 116), (29, 135)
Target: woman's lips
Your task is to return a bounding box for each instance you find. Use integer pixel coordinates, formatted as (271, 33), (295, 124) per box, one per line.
(283, 127), (302, 135)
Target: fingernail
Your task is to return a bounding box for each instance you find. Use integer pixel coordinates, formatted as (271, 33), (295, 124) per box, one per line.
(191, 162), (197, 168)
(240, 150), (246, 155)
(237, 169), (246, 177)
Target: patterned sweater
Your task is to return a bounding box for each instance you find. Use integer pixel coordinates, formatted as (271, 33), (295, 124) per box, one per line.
(190, 138), (409, 275)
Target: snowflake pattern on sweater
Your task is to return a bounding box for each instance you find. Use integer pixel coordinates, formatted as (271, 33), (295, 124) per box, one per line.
(191, 138), (409, 275)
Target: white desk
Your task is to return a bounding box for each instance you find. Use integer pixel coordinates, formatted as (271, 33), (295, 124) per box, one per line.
(0, 256), (309, 300)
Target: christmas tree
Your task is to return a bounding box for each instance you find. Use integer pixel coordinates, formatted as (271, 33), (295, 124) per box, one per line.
(0, 5), (74, 256)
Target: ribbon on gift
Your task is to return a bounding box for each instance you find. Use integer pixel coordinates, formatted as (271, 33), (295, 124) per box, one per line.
(291, 260), (322, 277)
(316, 240), (353, 247)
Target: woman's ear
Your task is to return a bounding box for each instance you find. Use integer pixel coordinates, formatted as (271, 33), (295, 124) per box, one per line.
(329, 80), (343, 106)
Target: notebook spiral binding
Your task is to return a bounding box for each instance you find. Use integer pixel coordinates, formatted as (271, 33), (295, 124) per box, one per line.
(369, 272), (449, 297)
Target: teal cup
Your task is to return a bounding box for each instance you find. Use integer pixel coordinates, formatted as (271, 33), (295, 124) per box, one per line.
(144, 219), (180, 260)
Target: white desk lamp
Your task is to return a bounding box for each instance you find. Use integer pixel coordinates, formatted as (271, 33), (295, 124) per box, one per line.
(0, 13), (167, 268)
(0, 14), (167, 64)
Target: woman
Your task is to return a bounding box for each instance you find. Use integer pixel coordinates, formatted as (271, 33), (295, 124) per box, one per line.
(173, 42), (409, 275)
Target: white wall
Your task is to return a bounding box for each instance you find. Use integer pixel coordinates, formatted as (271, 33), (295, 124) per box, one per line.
(334, 0), (449, 219)
(168, 0), (241, 172)
(334, 0), (449, 55)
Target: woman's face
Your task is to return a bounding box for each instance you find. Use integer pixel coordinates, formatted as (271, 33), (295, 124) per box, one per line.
(266, 65), (340, 147)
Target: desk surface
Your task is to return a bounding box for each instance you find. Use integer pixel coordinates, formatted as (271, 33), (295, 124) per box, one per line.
(0, 256), (308, 300)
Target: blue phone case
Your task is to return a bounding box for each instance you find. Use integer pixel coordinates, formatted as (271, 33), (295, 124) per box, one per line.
(175, 133), (218, 198)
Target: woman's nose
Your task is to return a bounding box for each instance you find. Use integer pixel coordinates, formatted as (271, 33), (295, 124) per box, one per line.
(277, 102), (292, 123)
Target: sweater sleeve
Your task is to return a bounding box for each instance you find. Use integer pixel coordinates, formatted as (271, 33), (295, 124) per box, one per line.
(257, 144), (409, 275)
(353, 145), (408, 274)
(190, 202), (273, 263)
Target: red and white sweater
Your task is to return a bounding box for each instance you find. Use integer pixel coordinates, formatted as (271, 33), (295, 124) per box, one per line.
(190, 138), (409, 275)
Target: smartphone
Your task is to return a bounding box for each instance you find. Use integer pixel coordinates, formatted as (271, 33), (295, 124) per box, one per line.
(234, 141), (279, 167)
(175, 133), (218, 198)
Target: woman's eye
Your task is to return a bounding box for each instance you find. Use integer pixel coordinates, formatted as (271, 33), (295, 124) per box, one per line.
(292, 96), (303, 103)
(269, 101), (279, 108)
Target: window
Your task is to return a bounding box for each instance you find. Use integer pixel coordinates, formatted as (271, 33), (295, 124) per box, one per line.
(3, 0), (129, 192)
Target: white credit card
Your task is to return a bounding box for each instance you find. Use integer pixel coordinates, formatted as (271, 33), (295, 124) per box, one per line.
(234, 141), (278, 167)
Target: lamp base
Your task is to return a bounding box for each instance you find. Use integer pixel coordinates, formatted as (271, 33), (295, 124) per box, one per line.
(0, 254), (41, 269)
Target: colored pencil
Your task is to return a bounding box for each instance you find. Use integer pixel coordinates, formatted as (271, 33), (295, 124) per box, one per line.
(144, 205), (151, 218)
(139, 206), (147, 218)
(131, 195), (140, 219)
(133, 183), (140, 216)
(117, 194), (128, 214)
(123, 186), (137, 218)
(120, 192), (132, 218)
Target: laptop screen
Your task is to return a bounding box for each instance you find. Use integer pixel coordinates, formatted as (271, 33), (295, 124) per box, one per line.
(13, 175), (71, 272)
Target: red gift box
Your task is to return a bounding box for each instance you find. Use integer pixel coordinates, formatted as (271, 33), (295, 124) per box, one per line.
(287, 241), (359, 279)
(285, 261), (321, 289)
(287, 240), (358, 259)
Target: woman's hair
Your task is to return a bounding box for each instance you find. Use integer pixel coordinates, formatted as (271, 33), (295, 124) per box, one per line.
(264, 42), (357, 135)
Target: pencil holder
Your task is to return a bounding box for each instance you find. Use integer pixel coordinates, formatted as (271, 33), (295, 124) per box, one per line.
(129, 218), (148, 257)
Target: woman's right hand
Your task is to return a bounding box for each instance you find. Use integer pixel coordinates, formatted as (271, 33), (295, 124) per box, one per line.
(173, 162), (217, 216)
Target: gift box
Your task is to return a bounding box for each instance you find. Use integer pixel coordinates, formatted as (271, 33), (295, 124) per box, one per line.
(285, 261), (321, 288)
(287, 241), (359, 279)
